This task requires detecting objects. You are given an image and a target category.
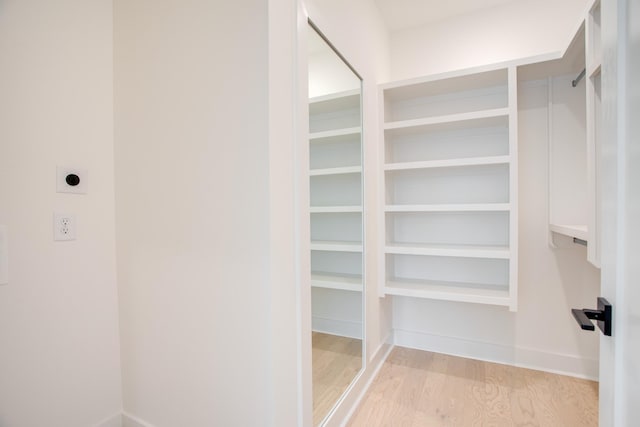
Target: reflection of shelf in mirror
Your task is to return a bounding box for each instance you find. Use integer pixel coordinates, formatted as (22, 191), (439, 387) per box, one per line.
(385, 203), (510, 213)
(310, 206), (362, 213)
(550, 224), (588, 241)
(309, 89), (360, 104)
(309, 127), (361, 141)
(384, 278), (510, 306)
(310, 166), (362, 176)
(588, 62), (601, 79)
(384, 108), (509, 133)
(309, 89), (360, 115)
(385, 243), (510, 259)
(311, 272), (363, 292)
(385, 155), (510, 171)
(311, 240), (363, 253)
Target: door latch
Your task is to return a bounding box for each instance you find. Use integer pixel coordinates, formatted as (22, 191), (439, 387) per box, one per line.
(572, 297), (612, 336)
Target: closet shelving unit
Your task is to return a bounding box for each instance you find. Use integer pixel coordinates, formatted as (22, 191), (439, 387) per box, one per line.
(545, 0), (601, 268)
(309, 89), (363, 293)
(546, 25), (590, 246)
(379, 67), (519, 310)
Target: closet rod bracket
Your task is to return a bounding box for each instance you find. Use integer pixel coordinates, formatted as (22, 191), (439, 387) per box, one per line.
(572, 68), (586, 87)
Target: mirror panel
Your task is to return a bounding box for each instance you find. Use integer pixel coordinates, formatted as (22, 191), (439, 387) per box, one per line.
(307, 22), (364, 426)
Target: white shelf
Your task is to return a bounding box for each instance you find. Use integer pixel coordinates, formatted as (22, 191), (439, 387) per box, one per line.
(309, 89), (360, 115)
(311, 273), (363, 292)
(385, 243), (510, 259)
(384, 108), (509, 133)
(385, 203), (510, 213)
(382, 68), (508, 100)
(588, 62), (601, 79)
(310, 206), (362, 213)
(310, 166), (362, 176)
(550, 224), (588, 241)
(384, 278), (511, 307)
(385, 155), (510, 171)
(311, 240), (363, 253)
(309, 127), (361, 142)
(384, 114), (509, 141)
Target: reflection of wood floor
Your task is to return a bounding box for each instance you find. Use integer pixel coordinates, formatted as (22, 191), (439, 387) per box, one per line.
(313, 332), (362, 426)
(348, 347), (598, 427)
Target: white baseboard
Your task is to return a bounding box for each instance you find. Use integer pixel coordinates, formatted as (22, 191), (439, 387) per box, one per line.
(95, 413), (123, 427)
(122, 413), (157, 427)
(394, 328), (599, 380)
(312, 316), (363, 340)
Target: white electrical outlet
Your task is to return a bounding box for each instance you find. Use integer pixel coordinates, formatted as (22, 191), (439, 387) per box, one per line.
(56, 166), (88, 194)
(53, 213), (76, 241)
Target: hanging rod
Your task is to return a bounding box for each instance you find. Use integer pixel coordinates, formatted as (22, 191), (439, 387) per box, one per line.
(573, 237), (588, 246)
(572, 68), (586, 87)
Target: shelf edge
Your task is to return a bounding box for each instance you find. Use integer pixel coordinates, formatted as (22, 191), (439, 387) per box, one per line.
(384, 155), (510, 171)
(549, 224), (589, 241)
(384, 108), (509, 131)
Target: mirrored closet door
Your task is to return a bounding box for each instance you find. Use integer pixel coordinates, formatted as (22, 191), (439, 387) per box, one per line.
(307, 21), (364, 426)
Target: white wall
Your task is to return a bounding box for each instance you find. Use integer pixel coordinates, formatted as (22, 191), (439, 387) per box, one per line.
(393, 76), (601, 379)
(0, 1), (123, 426)
(114, 0), (299, 426)
(389, 0), (589, 80)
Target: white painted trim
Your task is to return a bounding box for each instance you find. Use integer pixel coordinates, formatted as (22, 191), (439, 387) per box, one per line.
(547, 76), (557, 250)
(312, 316), (363, 340)
(122, 413), (157, 427)
(394, 329), (599, 381)
(320, 337), (394, 427)
(296, 3), (313, 426)
(94, 413), (123, 427)
(507, 66), (519, 312)
(385, 203), (510, 213)
(338, 340), (394, 427)
(379, 52), (564, 89)
(377, 84), (387, 299)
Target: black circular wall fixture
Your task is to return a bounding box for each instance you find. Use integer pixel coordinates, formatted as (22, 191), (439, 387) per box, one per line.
(65, 174), (80, 186)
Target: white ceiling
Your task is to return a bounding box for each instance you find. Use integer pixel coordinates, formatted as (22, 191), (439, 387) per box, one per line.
(374, 0), (523, 32)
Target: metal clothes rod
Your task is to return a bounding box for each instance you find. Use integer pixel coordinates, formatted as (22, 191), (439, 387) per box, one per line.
(572, 68), (586, 87)
(573, 237), (588, 246)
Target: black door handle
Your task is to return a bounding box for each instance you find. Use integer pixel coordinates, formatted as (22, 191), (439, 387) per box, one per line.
(572, 308), (595, 331)
(571, 297), (612, 336)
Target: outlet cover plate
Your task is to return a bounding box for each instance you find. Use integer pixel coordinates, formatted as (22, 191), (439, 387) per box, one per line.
(56, 166), (87, 194)
(53, 213), (76, 241)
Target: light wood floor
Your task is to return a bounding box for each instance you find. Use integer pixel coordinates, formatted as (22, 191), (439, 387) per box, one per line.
(313, 332), (362, 426)
(348, 347), (598, 427)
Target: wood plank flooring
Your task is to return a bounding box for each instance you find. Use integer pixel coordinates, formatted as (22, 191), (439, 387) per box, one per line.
(348, 347), (598, 427)
(313, 332), (362, 426)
